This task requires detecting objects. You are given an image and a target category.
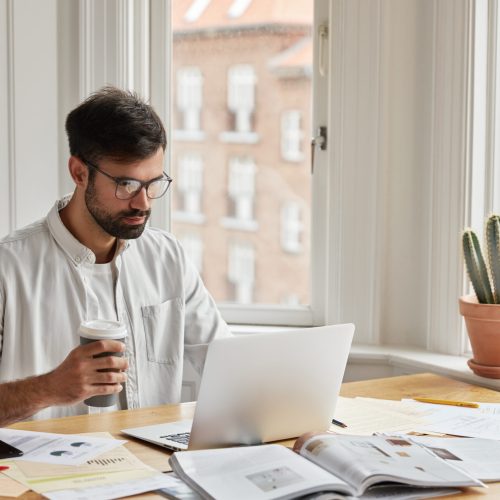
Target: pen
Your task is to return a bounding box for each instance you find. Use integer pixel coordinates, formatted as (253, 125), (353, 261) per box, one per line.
(0, 465), (9, 471)
(331, 418), (347, 428)
(412, 397), (479, 408)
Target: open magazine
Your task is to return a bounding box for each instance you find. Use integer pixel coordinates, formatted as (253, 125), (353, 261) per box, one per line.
(168, 434), (483, 500)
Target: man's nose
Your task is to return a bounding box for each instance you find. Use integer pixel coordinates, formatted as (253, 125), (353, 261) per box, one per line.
(129, 186), (150, 211)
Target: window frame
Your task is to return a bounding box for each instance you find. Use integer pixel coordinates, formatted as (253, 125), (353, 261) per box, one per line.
(148, 0), (326, 327)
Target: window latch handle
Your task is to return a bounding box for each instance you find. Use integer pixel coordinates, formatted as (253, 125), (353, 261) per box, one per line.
(311, 126), (327, 174)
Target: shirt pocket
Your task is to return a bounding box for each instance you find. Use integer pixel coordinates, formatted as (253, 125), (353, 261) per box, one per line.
(141, 297), (184, 364)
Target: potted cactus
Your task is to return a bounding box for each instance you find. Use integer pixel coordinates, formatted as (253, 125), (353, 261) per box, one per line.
(460, 214), (500, 378)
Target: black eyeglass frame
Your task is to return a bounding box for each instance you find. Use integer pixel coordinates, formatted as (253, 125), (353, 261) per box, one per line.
(82, 158), (172, 200)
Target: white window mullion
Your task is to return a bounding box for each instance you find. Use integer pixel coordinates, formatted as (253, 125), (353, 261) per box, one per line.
(322, 0), (383, 344)
(491, 0), (500, 213)
(427, 0), (474, 355)
(470, 0), (489, 234)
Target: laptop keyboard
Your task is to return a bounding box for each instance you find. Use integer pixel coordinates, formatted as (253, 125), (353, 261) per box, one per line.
(160, 432), (191, 445)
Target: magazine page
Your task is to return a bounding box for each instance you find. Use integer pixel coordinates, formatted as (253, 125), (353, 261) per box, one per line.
(409, 436), (500, 482)
(296, 434), (483, 496)
(302, 485), (460, 500)
(169, 444), (352, 500)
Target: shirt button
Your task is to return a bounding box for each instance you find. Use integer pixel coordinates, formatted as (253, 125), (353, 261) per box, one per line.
(75, 256), (81, 263)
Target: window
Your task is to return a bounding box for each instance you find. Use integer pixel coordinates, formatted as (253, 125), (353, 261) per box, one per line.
(228, 242), (255, 304)
(176, 66), (203, 132)
(227, 0), (252, 19)
(227, 157), (255, 222)
(180, 233), (204, 273)
(227, 64), (256, 134)
(184, 0), (211, 23)
(281, 110), (304, 162)
(280, 201), (303, 253)
(176, 153), (204, 215)
(170, 0), (313, 318)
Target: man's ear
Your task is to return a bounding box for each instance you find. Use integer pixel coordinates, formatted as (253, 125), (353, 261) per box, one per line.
(68, 156), (89, 187)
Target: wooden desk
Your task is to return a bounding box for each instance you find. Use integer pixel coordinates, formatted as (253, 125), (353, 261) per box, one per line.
(4, 373), (500, 499)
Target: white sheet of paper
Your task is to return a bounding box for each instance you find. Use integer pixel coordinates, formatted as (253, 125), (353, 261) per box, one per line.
(0, 429), (125, 466)
(0, 473), (29, 497)
(331, 397), (430, 435)
(417, 414), (500, 440)
(44, 473), (178, 500)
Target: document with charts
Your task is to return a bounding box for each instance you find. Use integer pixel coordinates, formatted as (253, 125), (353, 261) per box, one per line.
(169, 435), (483, 500)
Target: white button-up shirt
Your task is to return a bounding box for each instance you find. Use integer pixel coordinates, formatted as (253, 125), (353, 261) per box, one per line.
(0, 197), (230, 420)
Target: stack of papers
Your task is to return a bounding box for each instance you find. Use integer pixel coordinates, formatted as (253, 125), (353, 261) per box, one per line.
(331, 397), (444, 436)
(332, 396), (500, 439)
(330, 396), (500, 487)
(0, 428), (126, 465)
(0, 430), (173, 499)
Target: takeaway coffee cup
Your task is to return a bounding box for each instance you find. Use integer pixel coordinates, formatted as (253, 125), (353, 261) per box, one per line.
(79, 320), (127, 407)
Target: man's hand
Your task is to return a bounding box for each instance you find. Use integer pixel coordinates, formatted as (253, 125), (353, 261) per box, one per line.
(43, 340), (129, 405)
(0, 340), (128, 427)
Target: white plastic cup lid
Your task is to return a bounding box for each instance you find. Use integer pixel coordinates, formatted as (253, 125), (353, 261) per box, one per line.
(79, 320), (127, 340)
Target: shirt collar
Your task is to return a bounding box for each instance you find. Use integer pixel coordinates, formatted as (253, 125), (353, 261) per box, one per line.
(46, 195), (131, 266)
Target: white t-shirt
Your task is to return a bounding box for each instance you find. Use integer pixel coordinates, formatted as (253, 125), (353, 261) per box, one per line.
(82, 261), (118, 322)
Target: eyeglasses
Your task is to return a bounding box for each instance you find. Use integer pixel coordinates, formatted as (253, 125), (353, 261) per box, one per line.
(83, 159), (172, 200)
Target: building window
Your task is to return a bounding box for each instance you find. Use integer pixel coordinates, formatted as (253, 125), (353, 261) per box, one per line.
(227, 0), (252, 19)
(281, 294), (300, 306)
(281, 110), (304, 162)
(228, 242), (255, 304)
(227, 64), (256, 133)
(184, 0), (211, 23)
(178, 153), (204, 214)
(180, 233), (204, 273)
(281, 201), (303, 253)
(228, 157), (256, 221)
(176, 66), (203, 132)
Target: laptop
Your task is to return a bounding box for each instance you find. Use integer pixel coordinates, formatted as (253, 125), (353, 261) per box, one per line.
(121, 323), (354, 451)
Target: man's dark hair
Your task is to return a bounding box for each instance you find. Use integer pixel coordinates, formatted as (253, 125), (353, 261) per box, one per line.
(65, 86), (167, 165)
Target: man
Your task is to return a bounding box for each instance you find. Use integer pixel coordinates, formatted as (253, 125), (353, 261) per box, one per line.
(0, 87), (229, 426)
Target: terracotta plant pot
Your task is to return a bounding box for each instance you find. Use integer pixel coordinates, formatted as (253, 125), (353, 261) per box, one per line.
(459, 294), (500, 378)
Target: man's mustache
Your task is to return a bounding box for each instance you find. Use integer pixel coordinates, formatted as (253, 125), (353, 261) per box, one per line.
(119, 210), (151, 218)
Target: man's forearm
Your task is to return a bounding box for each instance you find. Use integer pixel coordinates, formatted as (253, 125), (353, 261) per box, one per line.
(0, 373), (54, 427)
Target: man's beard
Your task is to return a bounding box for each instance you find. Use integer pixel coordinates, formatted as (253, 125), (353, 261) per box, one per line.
(85, 182), (151, 239)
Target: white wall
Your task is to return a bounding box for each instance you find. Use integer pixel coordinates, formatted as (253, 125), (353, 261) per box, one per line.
(0, 0), (59, 232)
(57, 0), (80, 196)
(0, 1), (10, 236)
